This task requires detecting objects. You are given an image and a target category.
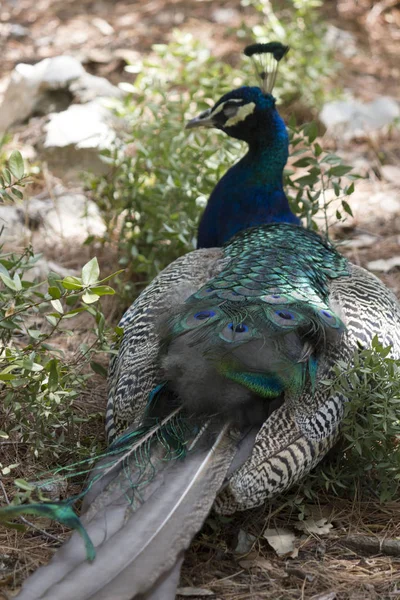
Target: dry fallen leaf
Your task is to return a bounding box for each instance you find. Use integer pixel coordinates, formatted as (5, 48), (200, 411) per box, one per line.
(263, 527), (297, 557)
(294, 517), (334, 536)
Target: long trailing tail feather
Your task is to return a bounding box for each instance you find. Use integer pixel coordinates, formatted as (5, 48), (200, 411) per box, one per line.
(4, 412), (245, 600)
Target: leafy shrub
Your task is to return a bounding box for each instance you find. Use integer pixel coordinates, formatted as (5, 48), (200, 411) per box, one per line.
(88, 6), (342, 301)
(0, 153), (120, 472)
(293, 338), (400, 503)
(319, 338), (400, 502)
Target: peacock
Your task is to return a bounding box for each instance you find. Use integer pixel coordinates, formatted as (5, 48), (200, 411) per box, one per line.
(2, 43), (400, 600)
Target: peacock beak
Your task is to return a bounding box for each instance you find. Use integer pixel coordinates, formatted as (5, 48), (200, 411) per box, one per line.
(185, 108), (215, 130)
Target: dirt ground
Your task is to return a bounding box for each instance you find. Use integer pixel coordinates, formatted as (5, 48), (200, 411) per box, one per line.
(1, 0), (400, 598)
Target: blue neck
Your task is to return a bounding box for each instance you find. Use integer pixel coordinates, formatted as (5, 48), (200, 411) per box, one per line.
(197, 111), (300, 248)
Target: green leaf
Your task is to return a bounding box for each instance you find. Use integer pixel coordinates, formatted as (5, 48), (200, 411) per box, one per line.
(328, 165), (353, 177)
(8, 151), (24, 179)
(47, 359), (59, 392)
(48, 286), (61, 299)
(2, 168), (11, 185)
(90, 361), (108, 378)
(14, 479), (35, 492)
(0, 273), (18, 290)
(11, 187), (24, 200)
(13, 273), (22, 291)
(292, 157), (317, 168)
(313, 143), (323, 157)
(90, 285), (115, 296)
(46, 315), (58, 327)
(82, 291), (100, 304)
(62, 276), (83, 290)
(50, 299), (64, 314)
(0, 374), (16, 381)
(82, 257), (100, 286)
(341, 200), (353, 216)
(97, 269), (125, 284)
(305, 121), (318, 143)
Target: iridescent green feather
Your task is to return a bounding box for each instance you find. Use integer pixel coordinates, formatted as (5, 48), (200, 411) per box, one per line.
(163, 224), (349, 403)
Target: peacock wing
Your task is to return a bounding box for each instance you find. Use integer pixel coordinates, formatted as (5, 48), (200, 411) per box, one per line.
(217, 265), (400, 513)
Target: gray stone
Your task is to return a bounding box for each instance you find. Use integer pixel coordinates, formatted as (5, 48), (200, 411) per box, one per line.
(234, 529), (256, 554)
(320, 96), (400, 140)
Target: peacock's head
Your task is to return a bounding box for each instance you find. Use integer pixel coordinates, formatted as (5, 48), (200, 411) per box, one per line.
(186, 42), (289, 143)
(186, 86), (277, 142)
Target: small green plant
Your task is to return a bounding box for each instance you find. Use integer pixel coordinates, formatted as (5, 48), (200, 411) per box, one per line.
(285, 119), (360, 233)
(0, 149), (28, 203)
(301, 337), (400, 502)
(0, 153), (121, 470)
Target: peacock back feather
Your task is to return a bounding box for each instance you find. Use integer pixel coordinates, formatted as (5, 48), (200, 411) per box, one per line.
(160, 224), (350, 422)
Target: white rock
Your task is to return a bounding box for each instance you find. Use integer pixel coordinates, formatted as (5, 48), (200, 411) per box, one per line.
(44, 100), (115, 149)
(0, 187), (105, 246)
(0, 56), (84, 131)
(0, 204), (30, 243)
(39, 188), (106, 241)
(320, 96), (400, 140)
(0, 55), (121, 132)
(70, 72), (122, 103)
(39, 56), (85, 89)
(42, 99), (120, 180)
(325, 25), (357, 58)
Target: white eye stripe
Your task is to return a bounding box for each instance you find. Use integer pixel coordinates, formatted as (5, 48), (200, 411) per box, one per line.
(209, 98), (243, 118)
(225, 102), (256, 127)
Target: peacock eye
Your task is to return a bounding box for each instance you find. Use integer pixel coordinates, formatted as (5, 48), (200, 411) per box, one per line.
(275, 310), (293, 320)
(321, 310), (332, 318)
(194, 310), (216, 320)
(228, 323), (248, 333)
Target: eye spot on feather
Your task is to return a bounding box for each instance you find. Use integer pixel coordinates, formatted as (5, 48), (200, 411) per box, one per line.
(260, 292), (291, 304)
(194, 310), (215, 321)
(219, 321), (252, 343)
(321, 310), (332, 318)
(275, 310), (294, 320)
(228, 323), (248, 333)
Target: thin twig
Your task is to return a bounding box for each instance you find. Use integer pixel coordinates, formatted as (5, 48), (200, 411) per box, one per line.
(341, 534), (400, 557)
